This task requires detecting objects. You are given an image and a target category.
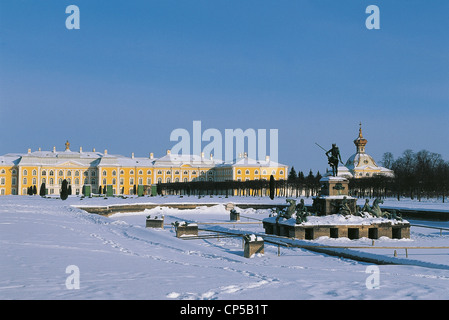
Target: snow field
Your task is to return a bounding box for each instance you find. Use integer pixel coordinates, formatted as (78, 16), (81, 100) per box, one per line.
(1, 195), (449, 300)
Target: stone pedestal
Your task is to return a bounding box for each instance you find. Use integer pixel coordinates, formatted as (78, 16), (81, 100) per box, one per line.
(230, 210), (240, 221)
(146, 217), (164, 228)
(176, 224), (199, 238)
(243, 235), (264, 258)
(313, 176), (357, 216)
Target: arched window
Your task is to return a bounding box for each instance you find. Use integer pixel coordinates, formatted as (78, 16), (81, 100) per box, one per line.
(67, 170), (71, 176)
(103, 178), (107, 185)
(157, 170), (162, 174)
(254, 170), (259, 175)
(245, 170), (250, 175)
(32, 170), (37, 176)
(138, 170), (143, 175)
(42, 170), (47, 176)
(237, 170), (241, 175)
(112, 170), (116, 176)
(112, 178), (116, 185)
(130, 170), (134, 175)
(74, 178), (79, 185)
(147, 170), (152, 175)
(183, 171), (188, 175)
(50, 178), (54, 185)
(23, 170), (28, 176)
(59, 170), (63, 176)
(103, 170), (107, 176)
(74, 171), (79, 176)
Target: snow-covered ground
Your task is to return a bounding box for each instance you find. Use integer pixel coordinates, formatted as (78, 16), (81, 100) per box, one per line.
(1, 195), (449, 300)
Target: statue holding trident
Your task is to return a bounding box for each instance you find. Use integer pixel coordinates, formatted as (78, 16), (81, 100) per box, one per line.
(316, 142), (343, 177)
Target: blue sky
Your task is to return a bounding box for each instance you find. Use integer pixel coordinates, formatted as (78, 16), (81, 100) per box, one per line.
(1, 0), (448, 173)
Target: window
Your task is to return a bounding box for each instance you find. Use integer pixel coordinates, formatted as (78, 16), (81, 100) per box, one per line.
(50, 178), (54, 185)
(42, 170), (47, 176)
(279, 170), (284, 175)
(157, 178), (162, 183)
(59, 170), (63, 176)
(67, 170), (71, 176)
(84, 178), (88, 184)
(75, 171), (79, 176)
(175, 178), (179, 182)
(75, 178), (79, 185)
(32, 170), (37, 176)
(130, 178), (134, 185)
(254, 170), (259, 175)
(262, 170), (267, 175)
(23, 178), (27, 185)
(166, 170), (171, 175)
(84, 171), (88, 177)
(166, 178), (171, 183)
(112, 178), (116, 185)
(103, 178), (107, 185)
(32, 178), (36, 185)
(103, 170), (107, 176)
(175, 170), (180, 175)
(0, 178), (5, 185)
(130, 170), (134, 175)
(41, 178), (46, 184)
(59, 178), (63, 185)
(120, 178), (124, 185)
(138, 170), (143, 175)
(112, 170), (116, 176)
(91, 170), (96, 176)
(138, 178), (143, 185)
(157, 170), (162, 174)
(12, 169), (16, 174)
(0, 169), (5, 174)
(183, 171), (188, 175)
(183, 178), (188, 182)
(237, 170), (241, 175)
(245, 170), (250, 175)
(120, 170), (124, 175)
(147, 170), (152, 175)
(23, 170), (28, 176)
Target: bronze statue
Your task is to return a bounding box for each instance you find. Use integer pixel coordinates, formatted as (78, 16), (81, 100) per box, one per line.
(325, 144), (343, 177)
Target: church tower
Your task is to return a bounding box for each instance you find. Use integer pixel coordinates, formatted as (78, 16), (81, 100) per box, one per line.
(354, 122), (368, 154)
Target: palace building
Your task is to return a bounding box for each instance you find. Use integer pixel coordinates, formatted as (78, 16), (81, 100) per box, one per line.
(336, 124), (394, 179)
(0, 141), (288, 196)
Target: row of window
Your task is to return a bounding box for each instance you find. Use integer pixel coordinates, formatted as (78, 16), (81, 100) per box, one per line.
(236, 169), (284, 175)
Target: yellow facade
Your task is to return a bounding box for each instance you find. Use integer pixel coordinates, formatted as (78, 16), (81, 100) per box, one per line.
(0, 143), (288, 196)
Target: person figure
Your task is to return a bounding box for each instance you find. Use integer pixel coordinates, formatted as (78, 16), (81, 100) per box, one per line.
(325, 143), (343, 177)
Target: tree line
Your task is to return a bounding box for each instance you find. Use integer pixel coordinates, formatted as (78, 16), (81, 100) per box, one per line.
(156, 168), (323, 199)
